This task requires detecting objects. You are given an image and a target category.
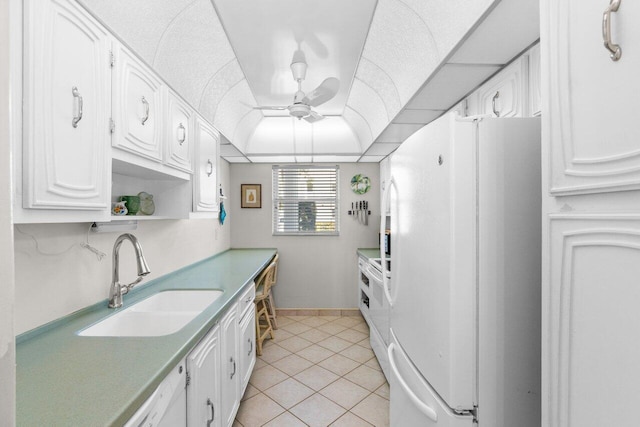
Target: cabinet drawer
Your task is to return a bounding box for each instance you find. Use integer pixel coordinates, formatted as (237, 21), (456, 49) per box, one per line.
(237, 284), (255, 320)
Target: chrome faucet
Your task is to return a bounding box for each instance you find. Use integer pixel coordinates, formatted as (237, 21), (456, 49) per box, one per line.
(108, 233), (151, 309)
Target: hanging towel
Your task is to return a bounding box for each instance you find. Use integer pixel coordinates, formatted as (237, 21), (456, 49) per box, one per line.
(219, 201), (227, 225)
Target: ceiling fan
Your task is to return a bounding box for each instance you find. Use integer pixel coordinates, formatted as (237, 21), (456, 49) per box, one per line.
(252, 50), (339, 123)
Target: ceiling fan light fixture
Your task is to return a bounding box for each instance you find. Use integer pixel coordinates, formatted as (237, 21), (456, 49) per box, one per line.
(290, 61), (307, 81)
(289, 103), (310, 119)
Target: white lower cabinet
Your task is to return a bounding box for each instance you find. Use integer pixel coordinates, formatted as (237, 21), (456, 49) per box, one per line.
(220, 304), (240, 427)
(187, 325), (221, 427)
(238, 302), (256, 395)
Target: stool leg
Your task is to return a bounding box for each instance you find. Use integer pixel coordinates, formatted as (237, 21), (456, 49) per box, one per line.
(255, 304), (263, 356)
(267, 292), (278, 329)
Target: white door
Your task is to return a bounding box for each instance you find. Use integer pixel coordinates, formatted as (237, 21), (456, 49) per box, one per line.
(193, 116), (219, 212)
(166, 90), (194, 173)
(187, 325), (221, 427)
(112, 42), (163, 161)
(542, 1), (640, 426)
(388, 333), (474, 427)
(23, 0), (111, 210)
(389, 113), (476, 410)
(220, 305), (239, 427)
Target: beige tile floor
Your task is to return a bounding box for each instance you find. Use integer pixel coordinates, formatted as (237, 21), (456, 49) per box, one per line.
(234, 315), (390, 427)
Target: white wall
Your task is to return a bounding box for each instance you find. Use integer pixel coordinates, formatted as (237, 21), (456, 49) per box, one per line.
(230, 163), (380, 309)
(0, 0), (16, 424)
(14, 160), (232, 335)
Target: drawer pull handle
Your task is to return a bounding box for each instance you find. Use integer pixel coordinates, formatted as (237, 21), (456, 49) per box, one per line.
(72, 87), (83, 128)
(230, 357), (236, 379)
(248, 338), (253, 356)
(177, 123), (186, 145)
(206, 159), (213, 177)
(491, 91), (500, 117)
(602, 0), (622, 61)
(206, 398), (214, 427)
(141, 96), (150, 125)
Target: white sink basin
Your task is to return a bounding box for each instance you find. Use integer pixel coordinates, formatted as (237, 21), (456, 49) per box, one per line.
(78, 290), (224, 337)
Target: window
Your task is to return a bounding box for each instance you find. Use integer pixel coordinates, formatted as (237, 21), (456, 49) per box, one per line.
(272, 165), (339, 235)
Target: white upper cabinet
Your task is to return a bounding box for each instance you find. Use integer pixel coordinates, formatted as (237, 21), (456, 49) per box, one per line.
(193, 116), (219, 212)
(476, 56), (528, 118)
(546, 0), (640, 195)
(23, 0), (111, 211)
(112, 42), (163, 161)
(527, 43), (541, 117)
(165, 90), (194, 173)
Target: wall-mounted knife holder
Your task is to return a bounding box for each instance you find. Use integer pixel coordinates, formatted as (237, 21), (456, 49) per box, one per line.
(349, 200), (371, 225)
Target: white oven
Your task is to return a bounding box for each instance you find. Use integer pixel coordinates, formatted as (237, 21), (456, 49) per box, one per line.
(363, 258), (391, 380)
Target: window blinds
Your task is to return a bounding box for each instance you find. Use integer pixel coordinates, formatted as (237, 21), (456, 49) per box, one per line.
(272, 165), (339, 235)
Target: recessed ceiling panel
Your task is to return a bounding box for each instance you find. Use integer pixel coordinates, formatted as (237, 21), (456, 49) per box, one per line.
(212, 0), (377, 116)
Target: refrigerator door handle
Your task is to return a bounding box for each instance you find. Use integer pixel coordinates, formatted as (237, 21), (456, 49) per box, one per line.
(388, 343), (438, 422)
(381, 177), (395, 306)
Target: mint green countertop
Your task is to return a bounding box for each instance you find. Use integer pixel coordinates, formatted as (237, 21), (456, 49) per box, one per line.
(17, 248), (276, 427)
(357, 248), (381, 260)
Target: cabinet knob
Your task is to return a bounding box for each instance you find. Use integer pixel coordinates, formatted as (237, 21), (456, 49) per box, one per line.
(602, 0), (622, 61)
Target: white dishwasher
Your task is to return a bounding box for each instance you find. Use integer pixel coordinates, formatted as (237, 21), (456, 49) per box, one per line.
(124, 358), (187, 427)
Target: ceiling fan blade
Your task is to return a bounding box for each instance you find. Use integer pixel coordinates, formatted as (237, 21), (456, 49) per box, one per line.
(302, 77), (340, 107)
(303, 110), (324, 123)
(253, 106), (288, 111)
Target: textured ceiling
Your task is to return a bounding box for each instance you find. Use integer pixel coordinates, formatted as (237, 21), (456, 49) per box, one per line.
(79, 0), (499, 161)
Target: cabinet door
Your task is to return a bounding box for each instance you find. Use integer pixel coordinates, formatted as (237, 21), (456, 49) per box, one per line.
(187, 325), (221, 427)
(166, 90), (194, 173)
(193, 117), (219, 212)
(238, 308), (256, 396)
(220, 305), (239, 427)
(546, 216), (640, 427)
(112, 43), (163, 161)
(546, 0), (640, 195)
(528, 43), (541, 117)
(477, 57), (528, 118)
(23, 0), (111, 210)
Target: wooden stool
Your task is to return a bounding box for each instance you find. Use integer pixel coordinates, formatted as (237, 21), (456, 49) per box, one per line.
(254, 261), (276, 356)
(264, 254), (279, 329)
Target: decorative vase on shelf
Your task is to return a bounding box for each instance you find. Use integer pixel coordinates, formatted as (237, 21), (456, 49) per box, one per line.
(138, 192), (155, 215)
(112, 201), (128, 216)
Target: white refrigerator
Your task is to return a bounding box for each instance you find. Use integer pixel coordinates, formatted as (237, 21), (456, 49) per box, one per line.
(383, 113), (541, 426)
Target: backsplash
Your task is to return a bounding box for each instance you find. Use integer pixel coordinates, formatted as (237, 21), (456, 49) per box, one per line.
(14, 161), (231, 334)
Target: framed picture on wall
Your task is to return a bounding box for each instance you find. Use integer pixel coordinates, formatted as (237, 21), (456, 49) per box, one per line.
(241, 184), (261, 208)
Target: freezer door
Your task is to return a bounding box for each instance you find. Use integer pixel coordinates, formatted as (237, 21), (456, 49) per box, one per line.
(389, 113), (477, 410)
(388, 334), (475, 427)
